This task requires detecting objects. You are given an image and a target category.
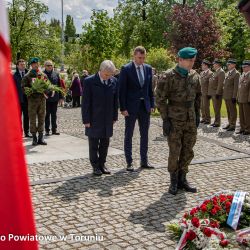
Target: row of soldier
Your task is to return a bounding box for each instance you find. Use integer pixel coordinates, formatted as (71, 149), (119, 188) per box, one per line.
(153, 58), (250, 135)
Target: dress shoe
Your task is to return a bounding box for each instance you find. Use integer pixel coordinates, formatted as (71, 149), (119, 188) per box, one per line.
(140, 163), (155, 169)
(236, 130), (244, 134)
(243, 131), (250, 135)
(93, 167), (102, 176)
(52, 131), (60, 135)
(126, 164), (134, 172)
(200, 120), (206, 123)
(212, 124), (220, 128)
(32, 134), (38, 146)
(25, 133), (32, 138)
(227, 127), (235, 132)
(45, 131), (50, 136)
(37, 133), (47, 145)
(204, 121), (210, 125)
(178, 171), (197, 193)
(168, 173), (178, 195)
(99, 165), (111, 174)
(223, 124), (230, 129)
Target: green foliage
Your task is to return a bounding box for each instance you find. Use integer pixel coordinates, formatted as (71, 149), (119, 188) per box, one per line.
(65, 15), (76, 38)
(8, 0), (61, 64)
(80, 10), (122, 72)
(24, 75), (63, 96)
(146, 48), (175, 72)
(111, 55), (130, 70)
(217, 3), (250, 62)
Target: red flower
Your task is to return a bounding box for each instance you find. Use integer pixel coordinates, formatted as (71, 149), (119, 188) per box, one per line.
(191, 217), (200, 228)
(200, 204), (207, 212)
(225, 202), (231, 209)
(186, 230), (197, 241)
(211, 208), (217, 215)
(227, 195), (233, 201)
(190, 207), (198, 216)
(210, 221), (219, 228)
(183, 212), (188, 218)
(214, 205), (222, 211)
(37, 75), (42, 79)
(203, 227), (212, 237)
(220, 196), (227, 203)
(220, 239), (229, 247)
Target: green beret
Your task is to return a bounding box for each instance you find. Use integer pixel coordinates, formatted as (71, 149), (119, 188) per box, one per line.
(227, 58), (237, 64)
(202, 59), (212, 65)
(213, 58), (223, 65)
(242, 60), (250, 66)
(178, 47), (197, 59)
(29, 57), (40, 64)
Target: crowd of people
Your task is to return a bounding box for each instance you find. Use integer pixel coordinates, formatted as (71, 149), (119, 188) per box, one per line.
(13, 44), (250, 195)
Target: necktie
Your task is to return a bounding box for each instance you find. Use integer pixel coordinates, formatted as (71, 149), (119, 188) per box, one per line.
(21, 71), (25, 78)
(103, 80), (107, 85)
(137, 66), (144, 87)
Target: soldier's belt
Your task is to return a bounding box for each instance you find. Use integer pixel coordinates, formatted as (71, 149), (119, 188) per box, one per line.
(168, 100), (194, 108)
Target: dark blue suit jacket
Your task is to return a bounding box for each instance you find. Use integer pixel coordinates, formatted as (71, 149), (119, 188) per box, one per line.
(82, 73), (119, 138)
(13, 69), (28, 104)
(119, 62), (154, 114)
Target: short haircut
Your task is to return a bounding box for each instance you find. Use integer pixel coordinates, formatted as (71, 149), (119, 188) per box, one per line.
(16, 59), (25, 65)
(134, 46), (146, 55)
(99, 60), (116, 73)
(44, 60), (53, 66)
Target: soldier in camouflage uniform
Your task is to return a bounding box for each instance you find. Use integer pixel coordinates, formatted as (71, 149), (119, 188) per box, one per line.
(155, 47), (201, 195)
(22, 58), (47, 146)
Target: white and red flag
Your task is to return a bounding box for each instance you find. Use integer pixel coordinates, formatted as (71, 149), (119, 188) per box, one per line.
(0, 1), (38, 249)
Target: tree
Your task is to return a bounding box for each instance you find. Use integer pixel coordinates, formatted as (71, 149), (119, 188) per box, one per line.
(217, 3), (250, 62)
(80, 10), (122, 72)
(64, 15), (76, 40)
(165, 2), (228, 67)
(8, 0), (61, 64)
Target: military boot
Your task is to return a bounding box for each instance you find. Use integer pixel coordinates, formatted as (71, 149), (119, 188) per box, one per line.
(178, 170), (197, 193)
(32, 133), (38, 146)
(168, 172), (178, 195)
(37, 133), (47, 145)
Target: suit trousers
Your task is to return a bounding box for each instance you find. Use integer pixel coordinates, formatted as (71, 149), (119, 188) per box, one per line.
(239, 103), (250, 133)
(124, 100), (150, 165)
(211, 95), (222, 125)
(21, 101), (29, 134)
(225, 99), (237, 127)
(88, 137), (110, 168)
(45, 101), (58, 132)
(201, 95), (211, 122)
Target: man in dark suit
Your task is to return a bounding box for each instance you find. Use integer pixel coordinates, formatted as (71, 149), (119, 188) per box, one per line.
(43, 60), (63, 136)
(119, 46), (155, 172)
(13, 59), (31, 137)
(82, 60), (119, 176)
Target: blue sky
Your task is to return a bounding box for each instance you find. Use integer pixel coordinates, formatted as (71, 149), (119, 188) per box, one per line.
(7, 0), (119, 33)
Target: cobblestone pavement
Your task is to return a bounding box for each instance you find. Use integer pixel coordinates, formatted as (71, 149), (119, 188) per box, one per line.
(28, 108), (250, 249)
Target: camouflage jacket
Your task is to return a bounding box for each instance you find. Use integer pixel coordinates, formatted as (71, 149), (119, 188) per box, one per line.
(21, 70), (47, 97)
(155, 66), (201, 121)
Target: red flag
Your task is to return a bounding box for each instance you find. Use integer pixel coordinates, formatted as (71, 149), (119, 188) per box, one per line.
(0, 1), (38, 249)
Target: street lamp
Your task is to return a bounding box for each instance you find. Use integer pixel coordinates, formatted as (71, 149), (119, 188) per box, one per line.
(61, 0), (64, 71)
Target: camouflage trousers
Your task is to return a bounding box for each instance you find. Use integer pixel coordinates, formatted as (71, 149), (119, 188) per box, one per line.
(167, 119), (197, 174)
(28, 95), (46, 134)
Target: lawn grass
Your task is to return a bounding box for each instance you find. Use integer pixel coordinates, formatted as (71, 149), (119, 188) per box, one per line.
(152, 100), (233, 118)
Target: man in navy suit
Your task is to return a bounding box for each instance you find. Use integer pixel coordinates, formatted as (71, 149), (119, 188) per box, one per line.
(82, 60), (119, 176)
(13, 59), (30, 137)
(119, 46), (155, 171)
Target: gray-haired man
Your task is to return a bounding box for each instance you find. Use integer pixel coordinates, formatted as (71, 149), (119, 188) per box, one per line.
(82, 60), (119, 176)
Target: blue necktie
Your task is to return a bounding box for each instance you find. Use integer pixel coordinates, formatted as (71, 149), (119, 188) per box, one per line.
(137, 66), (144, 87)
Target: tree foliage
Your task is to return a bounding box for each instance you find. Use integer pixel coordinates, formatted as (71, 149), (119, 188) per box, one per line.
(166, 2), (228, 66)
(8, 0), (61, 64)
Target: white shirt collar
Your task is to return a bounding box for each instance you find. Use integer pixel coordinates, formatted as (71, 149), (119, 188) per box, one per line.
(98, 72), (104, 83)
(134, 61), (143, 69)
(229, 68), (235, 74)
